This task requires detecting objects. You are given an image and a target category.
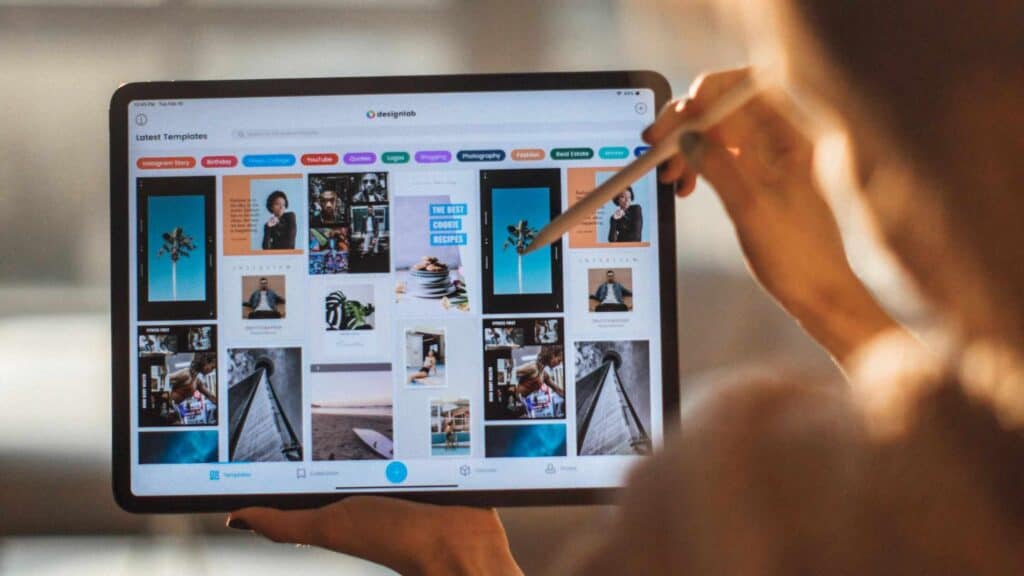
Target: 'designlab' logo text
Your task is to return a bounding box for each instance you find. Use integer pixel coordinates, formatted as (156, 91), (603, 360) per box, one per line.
(366, 109), (416, 120)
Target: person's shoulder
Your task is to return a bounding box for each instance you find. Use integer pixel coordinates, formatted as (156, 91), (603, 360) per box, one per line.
(283, 212), (297, 224)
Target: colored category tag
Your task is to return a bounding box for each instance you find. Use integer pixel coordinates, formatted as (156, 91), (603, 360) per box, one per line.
(301, 153), (339, 166)
(599, 146), (630, 159)
(457, 149), (505, 162)
(343, 152), (377, 165)
(242, 154), (296, 167)
(382, 151), (410, 164)
(137, 157), (196, 169)
(511, 148), (545, 161)
(550, 147), (594, 160)
(634, 145), (651, 157)
(415, 150), (452, 163)
(201, 155), (237, 168)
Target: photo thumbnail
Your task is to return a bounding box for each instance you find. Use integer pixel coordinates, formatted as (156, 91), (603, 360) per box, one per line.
(430, 398), (471, 457)
(588, 268), (634, 313)
(312, 365), (393, 461)
(309, 172), (390, 275)
(574, 340), (652, 456)
(484, 423), (567, 458)
(566, 167), (651, 248)
(227, 347), (303, 462)
(137, 325), (218, 427)
(241, 275), (287, 320)
(480, 169), (563, 314)
(137, 177), (217, 321)
(405, 326), (446, 387)
(222, 174), (305, 256)
(393, 195), (470, 313)
(324, 283), (376, 331)
(483, 318), (565, 420)
(138, 430), (218, 464)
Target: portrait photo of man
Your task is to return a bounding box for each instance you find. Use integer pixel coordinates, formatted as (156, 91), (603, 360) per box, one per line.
(588, 268), (633, 312)
(242, 276), (286, 320)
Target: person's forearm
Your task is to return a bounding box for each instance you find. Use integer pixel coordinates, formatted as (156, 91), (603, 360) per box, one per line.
(787, 273), (908, 374)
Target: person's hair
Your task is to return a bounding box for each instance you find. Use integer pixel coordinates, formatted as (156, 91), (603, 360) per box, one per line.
(783, 0), (1024, 345)
(614, 187), (635, 205)
(259, 277), (267, 282)
(607, 270), (615, 275)
(190, 352), (216, 372)
(266, 190), (289, 212)
(711, 2), (1024, 573)
(537, 345), (563, 367)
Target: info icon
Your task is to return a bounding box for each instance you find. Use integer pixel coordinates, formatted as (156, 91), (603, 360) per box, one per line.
(134, 113), (148, 126)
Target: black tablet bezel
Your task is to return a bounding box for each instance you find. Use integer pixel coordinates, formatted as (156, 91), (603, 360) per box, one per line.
(110, 70), (677, 513)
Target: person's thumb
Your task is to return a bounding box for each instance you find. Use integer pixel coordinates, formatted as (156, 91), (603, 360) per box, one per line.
(227, 506), (329, 546)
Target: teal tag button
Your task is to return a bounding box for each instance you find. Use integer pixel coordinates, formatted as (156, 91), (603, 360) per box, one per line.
(382, 151), (410, 164)
(598, 146), (630, 160)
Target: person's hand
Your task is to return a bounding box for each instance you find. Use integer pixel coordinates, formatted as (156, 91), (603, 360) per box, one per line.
(227, 496), (521, 576)
(267, 215), (279, 227)
(644, 67), (899, 366)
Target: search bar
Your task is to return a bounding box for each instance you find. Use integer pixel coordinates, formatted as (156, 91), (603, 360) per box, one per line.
(231, 121), (645, 141)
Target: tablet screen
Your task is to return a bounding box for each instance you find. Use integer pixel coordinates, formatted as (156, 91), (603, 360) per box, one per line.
(124, 85), (665, 498)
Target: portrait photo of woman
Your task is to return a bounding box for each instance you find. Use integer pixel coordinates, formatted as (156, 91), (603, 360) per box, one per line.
(607, 186), (643, 242)
(262, 190), (296, 250)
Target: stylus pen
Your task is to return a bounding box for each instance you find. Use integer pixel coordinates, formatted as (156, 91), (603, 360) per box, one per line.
(524, 75), (759, 255)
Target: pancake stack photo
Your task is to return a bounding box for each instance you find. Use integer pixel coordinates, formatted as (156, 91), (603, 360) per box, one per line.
(406, 256), (454, 299)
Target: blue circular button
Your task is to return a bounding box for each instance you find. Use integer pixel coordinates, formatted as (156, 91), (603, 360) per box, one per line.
(386, 461), (408, 484)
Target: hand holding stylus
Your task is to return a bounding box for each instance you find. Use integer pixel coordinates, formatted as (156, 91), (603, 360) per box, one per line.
(643, 67), (898, 365)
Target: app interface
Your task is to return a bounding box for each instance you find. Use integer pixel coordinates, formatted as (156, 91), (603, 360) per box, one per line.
(127, 88), (663, 495)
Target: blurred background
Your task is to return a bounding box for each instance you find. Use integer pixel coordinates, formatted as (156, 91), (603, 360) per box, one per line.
(0, 0), (924, 574)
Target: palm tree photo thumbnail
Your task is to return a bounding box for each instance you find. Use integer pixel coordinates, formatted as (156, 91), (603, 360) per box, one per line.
(503, 219), (537, 295)
(157, 227), (196, 301)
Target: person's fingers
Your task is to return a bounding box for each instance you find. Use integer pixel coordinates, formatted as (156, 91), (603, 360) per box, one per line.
(228, 506), (330, 547)
(677, 170), (698, 197)
(686, 67), (752, 106)
(643, 97), (690, 144)
(230, 499), (414, 573)
(643, 67), (753, 142)
(683, 133), (755, 218)
(659, 153), (688, 183)
(229, 497), (501, 575)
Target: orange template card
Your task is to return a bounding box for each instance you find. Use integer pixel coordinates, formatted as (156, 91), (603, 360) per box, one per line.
(223, 174), (305, 256)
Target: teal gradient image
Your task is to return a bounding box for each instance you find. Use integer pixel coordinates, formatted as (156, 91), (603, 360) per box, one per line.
(485, 423), (567, 457)
(491, 187), (552, 295)
(139, 431), (218, 464)
(147, 195), (206, 302)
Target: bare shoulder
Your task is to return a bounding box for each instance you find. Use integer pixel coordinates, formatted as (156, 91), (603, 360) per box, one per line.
(573, 371), (1024, 575)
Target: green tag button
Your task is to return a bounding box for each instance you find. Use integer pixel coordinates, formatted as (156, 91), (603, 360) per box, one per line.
(550, 147), (594, 160)
(382, 151), (410, 164)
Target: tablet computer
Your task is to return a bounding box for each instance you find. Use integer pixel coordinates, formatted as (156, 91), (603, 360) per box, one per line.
(110, 71), (678, 512)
